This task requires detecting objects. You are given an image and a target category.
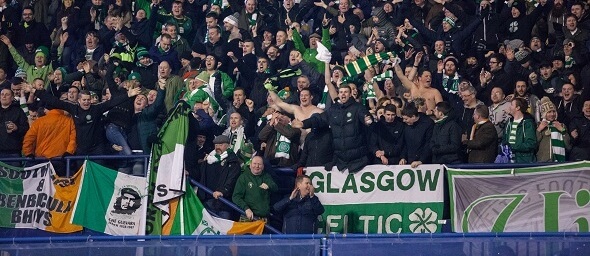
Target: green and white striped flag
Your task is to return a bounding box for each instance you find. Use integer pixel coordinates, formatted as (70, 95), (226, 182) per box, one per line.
(71, 161), (148, 235)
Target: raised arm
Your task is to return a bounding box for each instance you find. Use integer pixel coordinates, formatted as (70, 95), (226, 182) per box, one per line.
(269, 90), (297, 114)
(393, 63), (415, 91)
(324, 63), (338, 101)
(407, 52), (423, 81)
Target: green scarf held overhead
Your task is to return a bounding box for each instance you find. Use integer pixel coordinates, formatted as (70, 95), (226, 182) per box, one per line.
(317, 85), (329, 109)
(362, 82), (376, 106)
(247, 12), (258, 27)
(372, 70), (393, 82)
(263, 68), (302, 91)
(549, 123), (566, 162)
(345, 52), (397, 77)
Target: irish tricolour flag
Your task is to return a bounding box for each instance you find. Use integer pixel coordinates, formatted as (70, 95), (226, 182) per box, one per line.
(71, 161), (148, 235)
(0, 161), (82, 233)
(170, 182), (265, 235)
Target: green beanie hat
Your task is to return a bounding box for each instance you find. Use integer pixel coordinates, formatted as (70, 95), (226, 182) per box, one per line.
(56, 67), (67, 81)
(35, 46), (49, 58)
(136, 47), (149, 60)
(127, 72), (141, 82)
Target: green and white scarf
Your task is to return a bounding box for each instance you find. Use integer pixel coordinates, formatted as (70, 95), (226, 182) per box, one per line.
(263, 68), (303, 91)
(549, 123), (566, 162)
(362, 82), (376, 106)
(275, 127), (291, 159)
(442, 73), (460, 94)
(565, 56), (576, 69)
(223, 126), (246, 153)
(206, 150), (229, 164)
(318, 85), (329, 109)
(372, 70), (393, 82)
(508, 118), (522, 145)
(345, 52), (397, 77)
(247, 12), (258, 28)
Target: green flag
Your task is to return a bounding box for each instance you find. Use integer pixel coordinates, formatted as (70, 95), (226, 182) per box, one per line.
(146, 102), (191, 235)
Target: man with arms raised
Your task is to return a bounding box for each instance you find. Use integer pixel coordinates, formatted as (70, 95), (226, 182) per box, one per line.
(394, 61), (442, 115)
(270, 88), (322, 142)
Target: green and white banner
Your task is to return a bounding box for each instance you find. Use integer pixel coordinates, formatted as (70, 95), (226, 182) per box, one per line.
(307, 165), (444, 234)
(448, 161), (590, 233)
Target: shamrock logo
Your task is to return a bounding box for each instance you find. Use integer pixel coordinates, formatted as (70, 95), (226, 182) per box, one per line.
(408, 208), (438, 233)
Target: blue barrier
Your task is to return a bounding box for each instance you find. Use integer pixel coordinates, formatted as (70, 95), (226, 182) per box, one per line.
(1, 233), (589, 256)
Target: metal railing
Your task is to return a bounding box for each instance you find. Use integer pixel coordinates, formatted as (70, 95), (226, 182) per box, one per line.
(1, 232), (589, 256)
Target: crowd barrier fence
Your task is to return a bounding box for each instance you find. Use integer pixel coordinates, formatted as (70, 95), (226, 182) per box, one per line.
(0, 233), (589, 256)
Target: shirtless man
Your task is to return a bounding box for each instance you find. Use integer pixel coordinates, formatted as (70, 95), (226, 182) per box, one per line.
(269, 88), (322, 144)
(394, 61), (442, 115)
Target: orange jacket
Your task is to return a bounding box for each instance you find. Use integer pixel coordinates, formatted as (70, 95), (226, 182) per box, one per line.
(22, 109), (76, 158)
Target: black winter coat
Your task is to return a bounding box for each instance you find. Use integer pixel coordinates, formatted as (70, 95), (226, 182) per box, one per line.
(402, 113), (434, 163)
(0, 105), (29, 154)
(431, 117), (462, 164)
(303, 98), (369, 173)
(273, 195), (324, 234)
(369, 118), (405, 164)
(295, 126), (333, 168)
(197, 151), (241, 211)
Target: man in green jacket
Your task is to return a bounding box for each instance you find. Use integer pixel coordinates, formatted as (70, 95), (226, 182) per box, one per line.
(291, 16), (331, 73)
(0, 35), (53, 88)
(232, 156), (278, 221)
(503, 98), (537, 163)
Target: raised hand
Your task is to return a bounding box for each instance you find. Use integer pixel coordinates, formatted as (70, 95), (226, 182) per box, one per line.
(0, 35), (12, 47)
(322, 13), (331, 27)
